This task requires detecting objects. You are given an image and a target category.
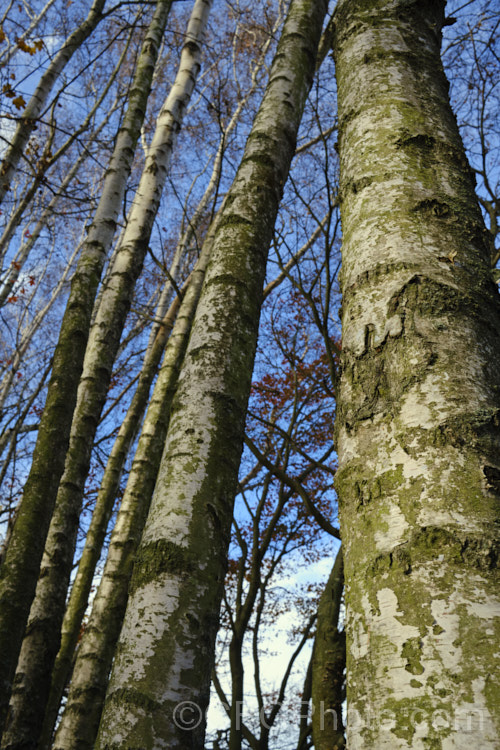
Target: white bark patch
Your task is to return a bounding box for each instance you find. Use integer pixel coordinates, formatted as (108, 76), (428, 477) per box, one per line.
(340, 420), (425, 482)
(347, 590), (428, 750)
(159, 591), (207, 704)
(342, 275), (406, 356)
(349, 594), (371, 660)
(111, 576), (182, 685)
(431, 595), (499, 746)
(417, 506), (483, 534)
(399, 389), (437, 429)
(374, 503), (409, 548)
(142, 398), (216, 548)
(441, 713), (496, 749)
(429, 597), (463, 672)
(375, 588), (421, 695)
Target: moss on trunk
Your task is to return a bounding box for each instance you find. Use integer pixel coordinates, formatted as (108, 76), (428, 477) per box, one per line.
(95, 1), (329, 747)
(333, 1), (500, 747)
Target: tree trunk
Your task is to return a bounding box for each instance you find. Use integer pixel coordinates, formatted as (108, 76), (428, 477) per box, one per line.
(311, 548), (345, 750)
(297, 654), (312, 750)
(94, 1), (329, 748)
(228, 635), (245, 750)
(51, 236), (213, 750)
(38, 275), (185, 750)
(142, 15), (277, 361)
(0, 0), (174, 738)
(332, 1), (500, 747)
(2, 0), (207, 729)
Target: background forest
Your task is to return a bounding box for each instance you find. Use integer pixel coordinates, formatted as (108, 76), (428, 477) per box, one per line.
(0, 0), (498, 748)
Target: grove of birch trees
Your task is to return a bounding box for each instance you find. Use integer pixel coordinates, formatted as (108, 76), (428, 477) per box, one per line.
(0, 0), (498, 748)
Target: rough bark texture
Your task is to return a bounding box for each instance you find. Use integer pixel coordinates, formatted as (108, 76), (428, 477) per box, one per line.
(0, 2), (173, 735)
(38, 282), (183, 750)
(52, 240), (212, 750)
(311, 548), (345, 750)
(95, 1), (328, 747)
(333, 1), (500, 748)
(1, 1), (209, 745)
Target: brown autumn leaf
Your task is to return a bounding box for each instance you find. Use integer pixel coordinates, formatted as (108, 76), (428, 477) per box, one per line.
(12, 95), (26, 110)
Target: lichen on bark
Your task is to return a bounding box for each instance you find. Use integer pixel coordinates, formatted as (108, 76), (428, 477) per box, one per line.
(0, 2), (175, 736)
(333, 0), (500, 747)
(95, 1), (329, 747)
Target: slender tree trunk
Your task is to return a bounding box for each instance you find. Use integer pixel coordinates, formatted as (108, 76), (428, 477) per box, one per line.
(3, 0), (206, 727)
(143, 15), (278, 359)
(9, 3), (211, 737)
(297, 655), (312, 750)
(311, 548), (345, 750)
(95, 2), (329, 747)
(228, 636), (245, 750)
(38, 278), (185, 750)
(0, 0), (107, 206)
(333, 1), (500, 747)
(0, 1), (174, 737)
(52, 237), (213, 750)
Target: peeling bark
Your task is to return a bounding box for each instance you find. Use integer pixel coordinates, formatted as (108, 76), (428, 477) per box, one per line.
(333, 1), (500, 747)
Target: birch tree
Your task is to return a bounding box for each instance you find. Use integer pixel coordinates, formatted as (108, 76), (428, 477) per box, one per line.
(2, 0), (210, 739)
(0, 2), (497, 749)
(50, 234), (213, 750)
(38, 280), (185, 750)
(0, 0), (174, 733)
(333, 1), (500, 747)
(95, 1), (329, 747)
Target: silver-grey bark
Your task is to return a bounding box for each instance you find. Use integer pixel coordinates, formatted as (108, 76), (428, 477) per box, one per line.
(53, 235), (213, 750)
(38, 277), (184, 750)
(95, 1), (329, 747)
(0, 0), (173, 739)
(1, 2), (210, 746)
(333, 1), (500, 746)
